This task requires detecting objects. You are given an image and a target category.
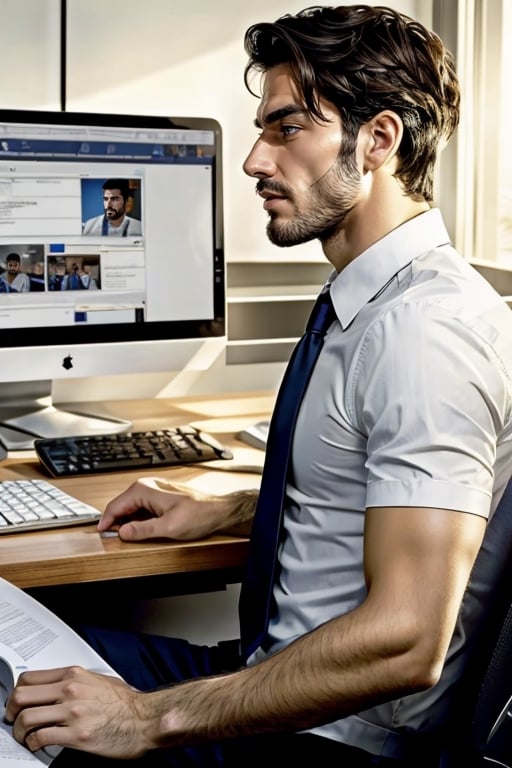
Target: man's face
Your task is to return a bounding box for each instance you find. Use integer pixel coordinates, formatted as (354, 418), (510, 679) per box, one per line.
(6, 259), (20, 274)
(103, 189), (126, 222)
(243, 63), (361, 248)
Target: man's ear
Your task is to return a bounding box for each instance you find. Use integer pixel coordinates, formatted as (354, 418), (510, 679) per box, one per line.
(362, 111), (403, 172)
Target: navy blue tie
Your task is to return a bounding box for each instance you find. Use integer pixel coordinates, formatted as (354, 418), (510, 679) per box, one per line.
(239, 286), (336, 661)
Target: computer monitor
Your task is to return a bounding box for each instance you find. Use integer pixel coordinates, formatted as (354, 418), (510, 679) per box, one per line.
(0, 109), (225, 449)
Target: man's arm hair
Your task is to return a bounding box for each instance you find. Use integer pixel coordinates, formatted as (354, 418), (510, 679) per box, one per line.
(217, 489), (259, 536)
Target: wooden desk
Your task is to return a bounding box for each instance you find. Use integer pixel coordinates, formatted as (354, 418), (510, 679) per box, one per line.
(0, 391), (273, 590)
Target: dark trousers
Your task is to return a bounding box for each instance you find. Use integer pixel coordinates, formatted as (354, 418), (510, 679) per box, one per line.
(52, 626), (435, 767)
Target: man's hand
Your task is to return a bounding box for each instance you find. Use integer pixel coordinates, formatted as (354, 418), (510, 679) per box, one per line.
(5, 667), (152, 759)
(98, 477), (256, 541)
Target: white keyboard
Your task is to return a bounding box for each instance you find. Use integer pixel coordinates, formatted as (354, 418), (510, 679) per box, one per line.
(0, 479), (101, 534)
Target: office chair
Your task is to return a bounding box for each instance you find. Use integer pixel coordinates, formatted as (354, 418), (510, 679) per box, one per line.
(436, 475), (512, 767)
(472, 604), (512, 766)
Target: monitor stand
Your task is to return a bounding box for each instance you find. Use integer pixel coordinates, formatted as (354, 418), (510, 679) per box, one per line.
(0, 381), (131, 451)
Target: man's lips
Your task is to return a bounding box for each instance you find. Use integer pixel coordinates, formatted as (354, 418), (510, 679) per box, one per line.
(258, 189), (288, 209)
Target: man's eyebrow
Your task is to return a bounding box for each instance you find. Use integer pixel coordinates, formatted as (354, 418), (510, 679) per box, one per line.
(254, 104), (307, 129)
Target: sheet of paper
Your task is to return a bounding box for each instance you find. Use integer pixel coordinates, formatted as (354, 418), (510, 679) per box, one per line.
(0, 727), (52, 766)
(0, 577), (119, 765)
(0, 579), (117, 687)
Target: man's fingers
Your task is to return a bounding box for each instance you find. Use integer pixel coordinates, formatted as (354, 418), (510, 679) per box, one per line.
(17, 668), (72, 685)
(118, 517), (169, 541)
(24, 725), (75, 753)
(12, 703), (68, 749)
(6, 679), (65, 722)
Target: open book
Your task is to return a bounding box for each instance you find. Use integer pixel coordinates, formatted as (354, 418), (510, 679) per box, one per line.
(0, 576), (119, 767)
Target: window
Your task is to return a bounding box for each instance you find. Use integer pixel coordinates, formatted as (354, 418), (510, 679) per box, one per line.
(435, 0), (512, 265)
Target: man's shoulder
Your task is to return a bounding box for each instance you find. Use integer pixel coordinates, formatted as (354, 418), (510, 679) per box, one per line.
(82, 214), (102, 234)
(126, 217), (142, 234)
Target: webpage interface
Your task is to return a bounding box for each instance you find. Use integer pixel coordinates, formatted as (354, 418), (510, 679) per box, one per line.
(0, 120), (218, 332)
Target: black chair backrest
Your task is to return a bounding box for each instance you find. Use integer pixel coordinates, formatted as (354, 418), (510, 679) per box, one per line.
(473, 601), (512, 766)
(439, 476), (512, 766)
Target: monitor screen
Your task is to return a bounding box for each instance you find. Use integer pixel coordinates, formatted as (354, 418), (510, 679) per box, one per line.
(0, 109), (225, 449)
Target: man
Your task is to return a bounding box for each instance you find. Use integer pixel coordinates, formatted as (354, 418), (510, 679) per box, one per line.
(1, 252), (30, 291)
(28, 261), (45, 291)
(79, 265), (98, 289)
(7, 5), (512, 767)
(48, 259), (65, 291)
(82, 178), (142, 236)
(61, 263), (85, 290)
(61, 263), (98, 290)
(0, 273), (13, 291)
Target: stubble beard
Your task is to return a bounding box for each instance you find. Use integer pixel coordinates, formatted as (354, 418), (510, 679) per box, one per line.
(105, 205), (125, 224)
(265, 154), (361, 248)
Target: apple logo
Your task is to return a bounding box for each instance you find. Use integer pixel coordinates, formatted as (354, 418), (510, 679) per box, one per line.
(62, 355), (73, 370)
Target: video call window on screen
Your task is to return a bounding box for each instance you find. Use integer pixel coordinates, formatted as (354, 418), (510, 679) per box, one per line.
(0, 115), (222, 333)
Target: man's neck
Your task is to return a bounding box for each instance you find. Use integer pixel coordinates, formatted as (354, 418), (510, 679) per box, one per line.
(322, 183), (431, 272)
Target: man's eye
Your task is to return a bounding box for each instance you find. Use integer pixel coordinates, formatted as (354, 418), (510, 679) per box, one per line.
(281, 125), (300, 137)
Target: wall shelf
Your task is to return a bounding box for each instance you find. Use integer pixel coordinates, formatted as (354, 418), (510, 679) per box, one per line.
(470, 259), (512, 295)
(225, 260), (331, 366)
(227, 285), (321, 302)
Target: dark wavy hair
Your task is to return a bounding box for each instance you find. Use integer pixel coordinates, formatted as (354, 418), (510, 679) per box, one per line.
(102, 178), (131, 201)
(244, 5), (460, 203)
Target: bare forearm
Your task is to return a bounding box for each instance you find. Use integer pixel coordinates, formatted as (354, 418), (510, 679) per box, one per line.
(214, 489), (258, 536)
(142, 607), (433, 750)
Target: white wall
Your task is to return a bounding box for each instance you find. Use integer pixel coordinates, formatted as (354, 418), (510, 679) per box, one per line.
(64, 0), (430, 266)
(0, 0), (61, 109)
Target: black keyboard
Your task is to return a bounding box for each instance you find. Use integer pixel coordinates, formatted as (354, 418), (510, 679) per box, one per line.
(34, 426), (233, 478)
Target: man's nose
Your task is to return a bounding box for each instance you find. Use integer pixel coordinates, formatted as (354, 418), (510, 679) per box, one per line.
(243, 139), (276, 178)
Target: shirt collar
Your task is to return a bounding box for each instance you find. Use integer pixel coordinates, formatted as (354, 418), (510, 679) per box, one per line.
(328, 209), (451, 329)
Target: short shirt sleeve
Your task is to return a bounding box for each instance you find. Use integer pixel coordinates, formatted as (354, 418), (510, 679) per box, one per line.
(352, 298), (508, 517)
